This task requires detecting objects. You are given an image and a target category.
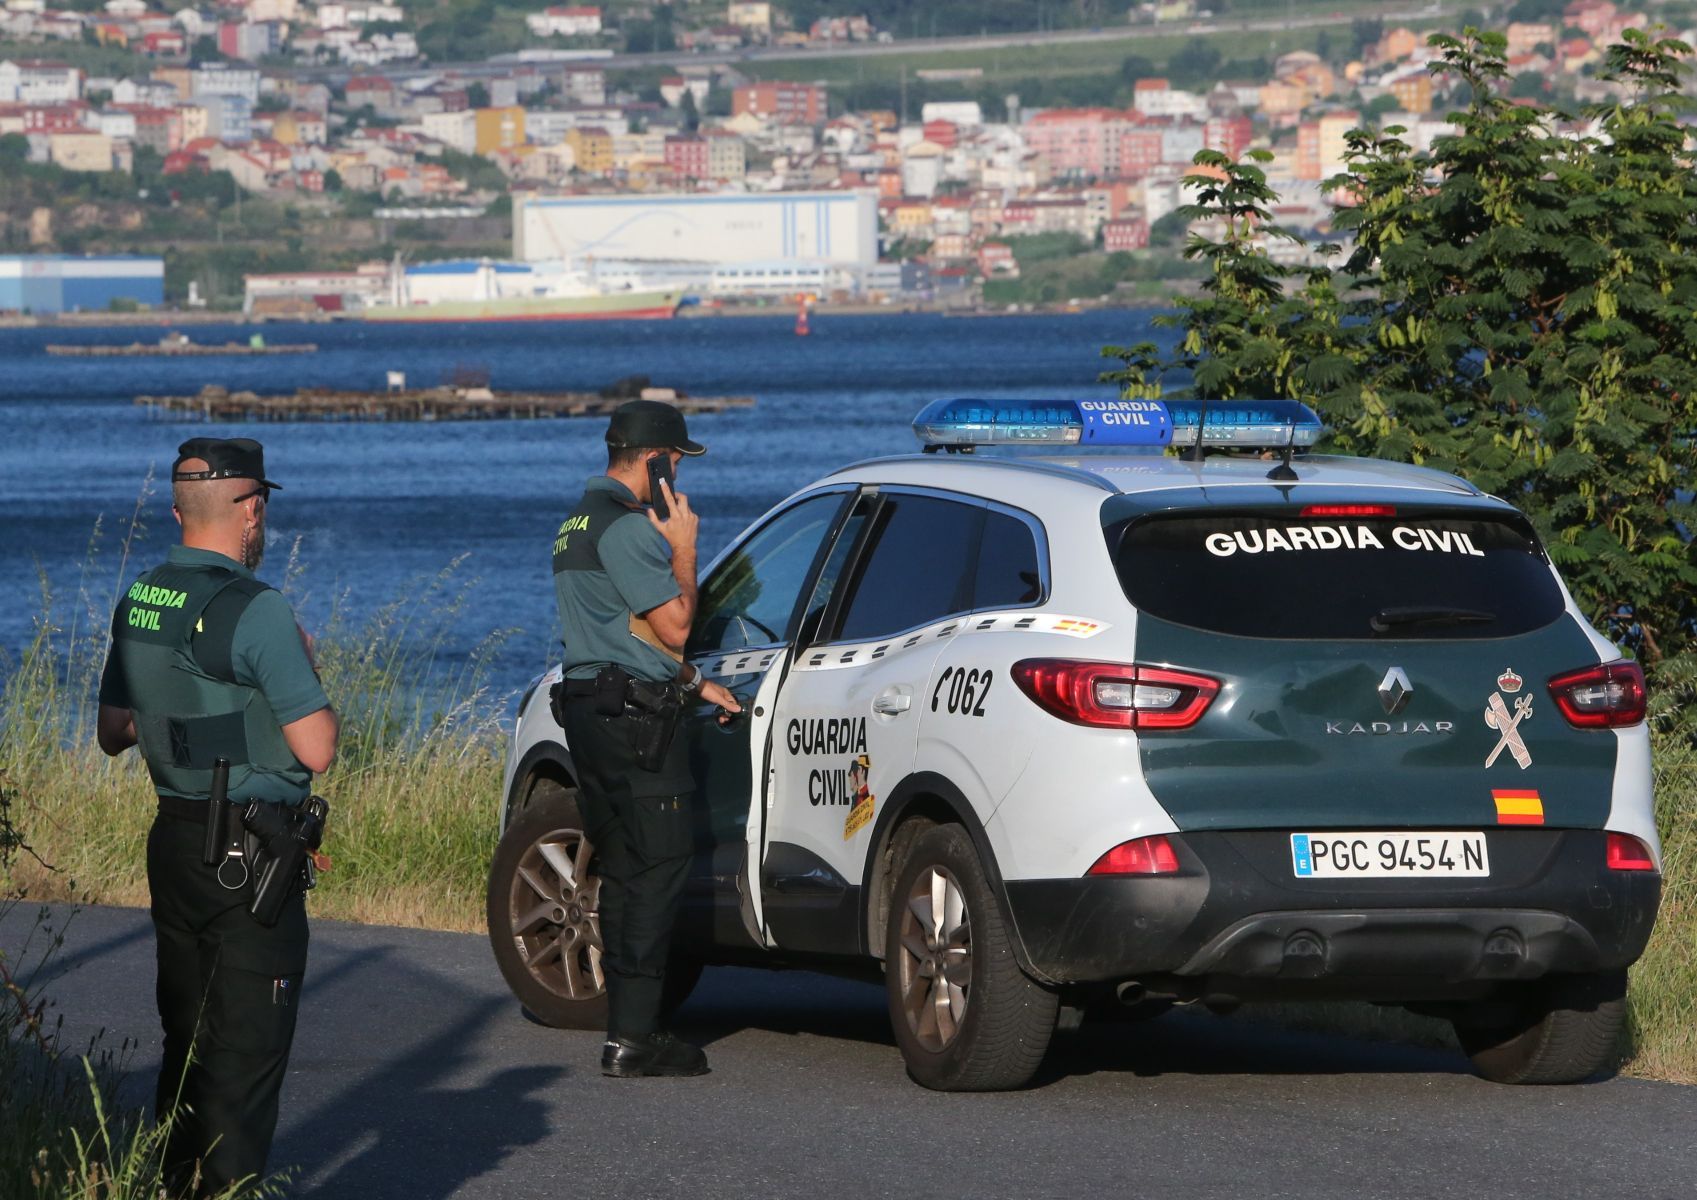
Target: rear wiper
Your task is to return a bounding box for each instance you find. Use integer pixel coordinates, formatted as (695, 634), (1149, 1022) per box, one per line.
(1371, 606), (1496, 634)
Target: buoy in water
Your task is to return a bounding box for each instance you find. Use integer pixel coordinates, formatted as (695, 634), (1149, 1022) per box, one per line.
(795, 302), (810, 336)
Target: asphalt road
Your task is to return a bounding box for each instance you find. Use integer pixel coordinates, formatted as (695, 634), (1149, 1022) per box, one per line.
(7, 903), (1693, 1199)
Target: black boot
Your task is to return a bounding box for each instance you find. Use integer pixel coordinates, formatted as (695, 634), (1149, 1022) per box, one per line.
(600, 1031), (710, 1078)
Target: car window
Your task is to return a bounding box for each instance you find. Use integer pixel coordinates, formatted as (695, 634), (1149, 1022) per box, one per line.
(1109, 509), (1566, 640)
(834, 494), (982, 642)
(692, 492), (847, 654)
(973, 509), (1044, 608)
(795, 494), (874, 647)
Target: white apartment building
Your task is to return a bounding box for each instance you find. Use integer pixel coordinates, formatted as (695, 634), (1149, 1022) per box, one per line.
(525, 5), (601, 37)
(0, 59), (82, 103)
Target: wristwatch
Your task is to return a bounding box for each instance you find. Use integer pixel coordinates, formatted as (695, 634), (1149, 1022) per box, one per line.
(681, 662), (704, 694)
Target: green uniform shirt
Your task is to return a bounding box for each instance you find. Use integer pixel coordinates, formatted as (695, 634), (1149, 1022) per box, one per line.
(553, 476), (681, 683)
(99, 545), (330, 803)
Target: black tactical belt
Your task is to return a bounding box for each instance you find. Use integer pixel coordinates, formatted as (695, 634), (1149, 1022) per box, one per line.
(159, 794), (298, 822)
(158, 794), (220, 824)
(561, 677), (602, 698)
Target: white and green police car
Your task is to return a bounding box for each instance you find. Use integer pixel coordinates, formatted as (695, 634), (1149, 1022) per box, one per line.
(488, 398), (1661, 1091)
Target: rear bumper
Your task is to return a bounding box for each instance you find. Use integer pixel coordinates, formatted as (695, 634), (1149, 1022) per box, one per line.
(1003, 830), (1660, 997)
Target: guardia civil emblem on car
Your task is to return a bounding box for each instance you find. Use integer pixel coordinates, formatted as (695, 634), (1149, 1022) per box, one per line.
(489, 397), (1660, 1092)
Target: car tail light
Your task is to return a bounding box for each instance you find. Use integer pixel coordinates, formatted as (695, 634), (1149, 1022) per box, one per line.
(1087, 835), (1181, 876)
(1010, 660), (1219, 730)
(1301, 503), (1397, 518)
(1606, 832), (1657, 871)
(1547, 661), (1647, 728)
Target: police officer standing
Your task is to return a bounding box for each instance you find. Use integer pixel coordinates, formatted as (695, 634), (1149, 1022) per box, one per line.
(96, 438), (338, 1195)
(551, 400), (740, 1077)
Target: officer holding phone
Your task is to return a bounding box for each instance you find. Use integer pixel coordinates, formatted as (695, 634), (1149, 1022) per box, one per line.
(549, 399), (741, 1077)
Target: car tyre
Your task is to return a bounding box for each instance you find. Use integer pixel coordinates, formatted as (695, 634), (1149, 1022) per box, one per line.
(885, 823), (1058, 1091)
(488, 784), (610, 1030)
(1453, 971), (1627, 1085)
(487, 784), (708, 1030)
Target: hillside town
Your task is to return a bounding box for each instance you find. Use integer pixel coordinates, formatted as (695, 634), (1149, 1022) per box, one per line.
(0, 0), (1675, 313)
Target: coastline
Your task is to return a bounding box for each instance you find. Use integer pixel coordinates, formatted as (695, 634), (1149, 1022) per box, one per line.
(1, 296), (1174, 331)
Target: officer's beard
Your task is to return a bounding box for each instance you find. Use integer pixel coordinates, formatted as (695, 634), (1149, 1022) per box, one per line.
(241, 513), (266, 571)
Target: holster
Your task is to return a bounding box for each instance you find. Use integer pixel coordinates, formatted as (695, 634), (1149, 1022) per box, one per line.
(608, 669), (683, 772)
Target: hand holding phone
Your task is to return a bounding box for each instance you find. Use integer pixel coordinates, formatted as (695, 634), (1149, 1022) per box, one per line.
(647, 454), (674, 521)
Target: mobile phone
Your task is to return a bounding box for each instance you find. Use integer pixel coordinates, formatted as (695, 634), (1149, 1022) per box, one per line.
(647, 454), (674, 520)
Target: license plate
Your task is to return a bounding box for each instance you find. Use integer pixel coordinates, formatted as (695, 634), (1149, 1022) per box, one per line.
(1290, 832), (1490, 879)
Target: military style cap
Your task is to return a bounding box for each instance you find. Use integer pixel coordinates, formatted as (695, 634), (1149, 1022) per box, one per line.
(172, 437), (282, 489)
(604, 400), (706, 456)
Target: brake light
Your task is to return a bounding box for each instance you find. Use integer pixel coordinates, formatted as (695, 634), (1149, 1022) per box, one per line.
(1606, 832), (1657, 871)
(1547, 661), (1647, 728)
(1301, 503), (1397, 518)
(1088, 835), (1181, 876)
(1010, 660), (1219, 730)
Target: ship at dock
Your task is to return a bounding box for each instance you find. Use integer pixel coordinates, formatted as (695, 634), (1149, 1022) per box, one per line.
(360, 258), (682, 323)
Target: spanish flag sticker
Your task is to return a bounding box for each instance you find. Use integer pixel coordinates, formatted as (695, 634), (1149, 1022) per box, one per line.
(1492, 789), (1544, 826)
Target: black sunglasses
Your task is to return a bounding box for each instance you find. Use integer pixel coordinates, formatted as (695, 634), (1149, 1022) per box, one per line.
(232, 486), (271, 505)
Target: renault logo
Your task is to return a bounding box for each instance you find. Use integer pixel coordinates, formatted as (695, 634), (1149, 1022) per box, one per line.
(1379, 667), (1412, 716)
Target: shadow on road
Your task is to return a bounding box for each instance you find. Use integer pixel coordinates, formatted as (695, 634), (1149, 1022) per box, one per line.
(1037, 1012), (1470, 1086)
(676, 966), (897, 1051)
(272, 942), (564, 1199)
(671, 966), (1471, 1087)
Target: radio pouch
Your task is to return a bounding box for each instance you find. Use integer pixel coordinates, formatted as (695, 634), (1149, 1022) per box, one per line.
(593, 665), (629, 717)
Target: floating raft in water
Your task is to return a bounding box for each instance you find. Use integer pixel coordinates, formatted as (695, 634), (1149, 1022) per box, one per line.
(135, 385), (755, 423)
(48, 341), (318, 357)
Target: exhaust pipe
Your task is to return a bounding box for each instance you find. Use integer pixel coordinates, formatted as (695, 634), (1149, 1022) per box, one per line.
(1115, 981), (1147, 1006)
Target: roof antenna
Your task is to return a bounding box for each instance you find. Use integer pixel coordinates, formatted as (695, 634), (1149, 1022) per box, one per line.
(1266, 418), (1299, 481)
(1184, 394), (1210, 463)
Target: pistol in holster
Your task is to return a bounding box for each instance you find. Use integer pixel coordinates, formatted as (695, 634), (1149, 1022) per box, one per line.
(622, 675), (683, 772)
(241, 795), (330, 927)
(583, 665), (682, 772)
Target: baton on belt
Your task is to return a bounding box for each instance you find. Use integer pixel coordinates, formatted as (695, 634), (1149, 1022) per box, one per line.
(201, 757), (231, 866)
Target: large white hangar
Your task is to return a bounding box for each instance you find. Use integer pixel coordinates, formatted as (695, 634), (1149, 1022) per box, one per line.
(515, 191), (879, 266)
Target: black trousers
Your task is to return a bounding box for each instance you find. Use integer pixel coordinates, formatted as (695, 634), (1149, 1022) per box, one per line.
(147, 811), (308, 1197)
(560, 695), (693, 1039)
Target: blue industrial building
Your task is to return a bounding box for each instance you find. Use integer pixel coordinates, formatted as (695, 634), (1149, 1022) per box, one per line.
(0, 255), (166, 314)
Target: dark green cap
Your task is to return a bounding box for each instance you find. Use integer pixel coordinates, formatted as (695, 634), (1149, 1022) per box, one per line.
(605, 400), (705, 456)
(172, 437), (282, 489)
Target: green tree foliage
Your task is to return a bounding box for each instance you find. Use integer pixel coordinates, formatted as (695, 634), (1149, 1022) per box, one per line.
(1104, 29), (1697, 700)
(436, 148), (508, 192)
(1167, 37), (1224, 87)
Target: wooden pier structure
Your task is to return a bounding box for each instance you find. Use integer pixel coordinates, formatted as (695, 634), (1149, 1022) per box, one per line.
(135, 385), (755, 423)
(48, 339), (317, 357)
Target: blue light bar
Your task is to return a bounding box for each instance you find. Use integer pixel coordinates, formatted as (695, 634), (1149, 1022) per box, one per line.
(912, 398), (1324, 451)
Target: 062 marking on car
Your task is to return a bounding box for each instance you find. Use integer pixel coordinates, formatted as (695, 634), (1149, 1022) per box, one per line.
(931, 667), (992, 717)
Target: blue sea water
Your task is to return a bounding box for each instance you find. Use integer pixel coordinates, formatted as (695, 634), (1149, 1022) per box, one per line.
(0, 309), (1168, 694)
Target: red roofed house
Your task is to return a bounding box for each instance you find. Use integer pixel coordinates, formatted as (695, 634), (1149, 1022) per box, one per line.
(140, 29), (186, 56)
(663, 133), (709, 179)
(162, 147), (210, 174)
(1102, 215), (1149, 252)
(344, 73), (394, 111)
(978, 241), (1017, 277)
(921, 118), (957, 149)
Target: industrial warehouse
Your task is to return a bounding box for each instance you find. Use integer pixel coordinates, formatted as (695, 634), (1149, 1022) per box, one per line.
(0, 255), (165, 315)
(241, 190), (905, 318)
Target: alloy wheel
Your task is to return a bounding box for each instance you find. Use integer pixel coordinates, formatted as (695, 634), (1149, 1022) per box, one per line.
(896, 864), (973, 1050)
(508, 827), (604, 1001)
